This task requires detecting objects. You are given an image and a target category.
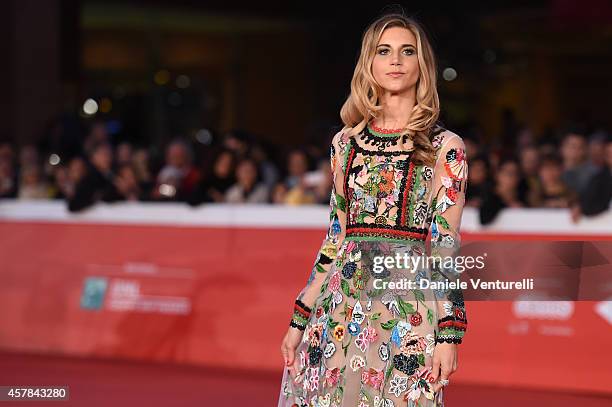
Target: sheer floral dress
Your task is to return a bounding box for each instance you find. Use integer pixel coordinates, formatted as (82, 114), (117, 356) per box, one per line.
(278, 122), (469, 407)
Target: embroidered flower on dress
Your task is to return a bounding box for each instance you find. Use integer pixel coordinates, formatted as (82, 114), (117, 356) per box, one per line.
(329, 271), (341, 292)
(323, 367), (340, 387)
(441, 175), (453, 189)
(300, 350), (307, 368)
(412, 201), (428, 224)
(331, 291), (343, 311)
(440, 234), (455, 248)
(409, 312), (423, 326)
(318, 393), (331, 407)
(436, 192), (456, 214)
(432, 132), (445, 148)
(374, 395), (395, 407)
(361, 367), (384, 390)
(333, 325), (345, 341)
(381, 293), (400, 316)
(309, 347), (323, 365)
(350, 355), (366, 371)
(404, 367), (436, 402)
(378, 169), (396, 195)
(400, 332), (427, 356)
(308, 367), (319, 391)
(348, 321), (361, 336)
(444, 148), (467, 181)
(323, 342), (336, 358)
(393, 354), (419, 375)
(309, 323), (324, 347)
(388, 374), (409, 397)
(378, 342), (390, 361)
(351, 301), (366, 324)
(355, 326), (378, 352)
(425, 333), (436, 356)
(342, 262), (357, 279)
(396, 320), (412, 337)
(442, 302), (453, 316)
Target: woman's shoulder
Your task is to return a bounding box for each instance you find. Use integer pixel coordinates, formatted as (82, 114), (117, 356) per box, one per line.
(432, 125), (466, 154)
(330, 126), (354, 155)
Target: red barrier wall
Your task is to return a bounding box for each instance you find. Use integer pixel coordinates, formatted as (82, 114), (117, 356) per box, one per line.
(0, 216), (611, 395)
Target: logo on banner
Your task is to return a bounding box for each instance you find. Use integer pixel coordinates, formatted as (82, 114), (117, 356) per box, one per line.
(80, 277), (109, 310)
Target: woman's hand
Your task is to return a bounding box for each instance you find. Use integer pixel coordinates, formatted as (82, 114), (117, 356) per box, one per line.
(280, 327), (304, 381)
(430, 342), (458, 393)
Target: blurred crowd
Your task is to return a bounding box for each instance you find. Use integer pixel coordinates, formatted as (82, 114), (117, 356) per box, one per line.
(0, 118), (611, 224)
(463, 122), (612, 223)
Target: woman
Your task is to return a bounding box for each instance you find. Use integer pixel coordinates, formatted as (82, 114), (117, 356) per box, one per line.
(279, 13), (468, 406)
(225, 157), (270, 203)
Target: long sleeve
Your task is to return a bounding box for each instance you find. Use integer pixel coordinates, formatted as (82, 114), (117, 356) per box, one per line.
(295, 130), (348, 310)
(428, 133), (469, 344)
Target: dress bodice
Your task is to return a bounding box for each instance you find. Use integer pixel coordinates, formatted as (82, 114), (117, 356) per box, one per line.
(337, 123), (452, 244)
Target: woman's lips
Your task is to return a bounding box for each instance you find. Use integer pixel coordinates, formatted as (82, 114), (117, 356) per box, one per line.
(387, 73), (404, 78)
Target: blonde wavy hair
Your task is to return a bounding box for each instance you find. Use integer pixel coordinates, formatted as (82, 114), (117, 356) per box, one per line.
(340, 13), (440, 166)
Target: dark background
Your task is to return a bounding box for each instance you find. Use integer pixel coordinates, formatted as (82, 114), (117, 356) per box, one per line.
(2, 0), (611, 152)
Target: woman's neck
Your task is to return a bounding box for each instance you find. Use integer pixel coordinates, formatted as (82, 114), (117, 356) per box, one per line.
(375, 90), (416, 128)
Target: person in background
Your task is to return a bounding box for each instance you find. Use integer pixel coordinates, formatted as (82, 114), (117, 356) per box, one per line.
(50, 165), (69, 199)
(271, 181), (288, 204)
(131, 148), (155, 199)
(560, 129), (596, 196)
(68, 141), (121, 212)
(284, 149), (310, 190)
(479, 156), (527, 224)
(310, 157), (333, 205)
(0, 143), (18, 198)
(222, 129), (251, 160)
(249, 143), (279, 190)
(225, 157), (269, 204)
(152, 139), (200, 201)
(585, 130), (608, 173)
(19, 144), (39, 169)
(574, 135), (612, 218)
(189, 148), (235, 205)
(18, 165), (50, 199)
(116, 142), (133, 167)
(519, 145), (541, 207)
(113, 164), (143, 202)
(83, 121), (110, 159)
(465, 153), (492, 208)
(530, 153), (574, 208)
(51, 156), (87, 200)
(282, 149), (317, 204)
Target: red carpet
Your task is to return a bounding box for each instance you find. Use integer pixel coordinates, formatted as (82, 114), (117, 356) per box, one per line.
(0, 352), (609, 406)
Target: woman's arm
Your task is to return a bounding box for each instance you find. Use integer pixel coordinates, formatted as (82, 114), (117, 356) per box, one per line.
(294, 130), (348, 312)
(429, 133), (469, 344)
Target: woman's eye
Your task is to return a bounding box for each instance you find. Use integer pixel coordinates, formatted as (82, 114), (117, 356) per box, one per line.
(377, 48), (415, 56)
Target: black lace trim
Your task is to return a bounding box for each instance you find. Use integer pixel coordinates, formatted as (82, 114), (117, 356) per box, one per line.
(435, 337), (462, 344)
(350, 137), (414, 157)
(396, 159), (415, 227)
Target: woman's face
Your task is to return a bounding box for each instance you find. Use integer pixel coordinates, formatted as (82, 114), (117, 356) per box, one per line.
(539, 162), (561, 185)
(214, 152), (233, 178)
(496, 161), (520, 190)
(372, 27), (420, 95)
(469, 160), (487, 185)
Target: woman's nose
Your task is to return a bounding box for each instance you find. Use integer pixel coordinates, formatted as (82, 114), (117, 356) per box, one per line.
(391, 53), (401, 66)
